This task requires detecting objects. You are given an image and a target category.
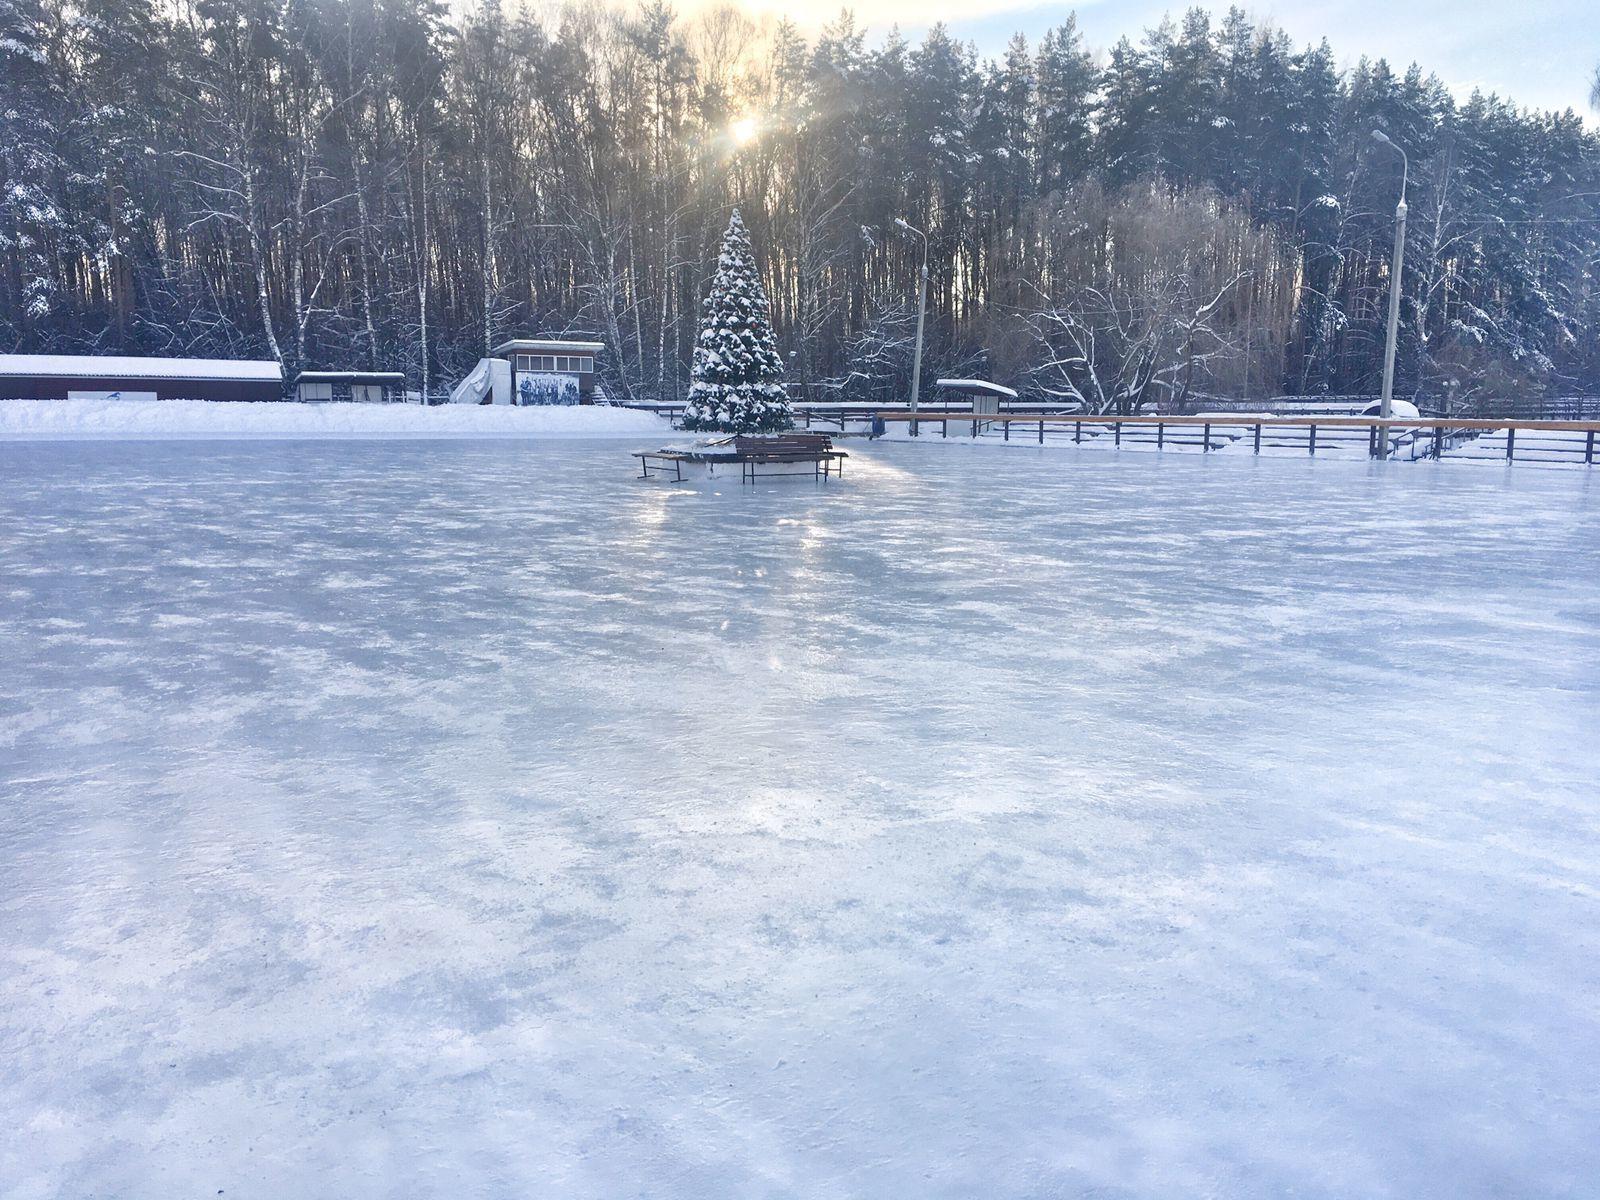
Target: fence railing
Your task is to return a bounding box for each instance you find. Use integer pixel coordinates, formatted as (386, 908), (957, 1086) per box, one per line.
(872, 411), (1600, 465)
(623, 398), (1078, 431)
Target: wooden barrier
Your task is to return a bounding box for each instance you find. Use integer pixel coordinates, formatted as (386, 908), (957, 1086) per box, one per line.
(873, 411), (1600, 433)
(871, 410), (1600, 463)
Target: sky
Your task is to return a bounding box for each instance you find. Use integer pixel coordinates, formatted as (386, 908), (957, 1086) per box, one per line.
(731, 0), (1599, 115)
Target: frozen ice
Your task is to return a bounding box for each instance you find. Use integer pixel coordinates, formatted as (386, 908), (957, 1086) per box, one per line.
(2, 439), (1598, 1198)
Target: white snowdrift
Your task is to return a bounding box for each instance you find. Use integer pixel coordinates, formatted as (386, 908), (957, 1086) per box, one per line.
(0, 398), (672, 440)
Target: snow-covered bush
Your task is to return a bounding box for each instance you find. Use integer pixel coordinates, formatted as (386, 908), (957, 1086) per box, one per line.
(681, 210), (792, 433)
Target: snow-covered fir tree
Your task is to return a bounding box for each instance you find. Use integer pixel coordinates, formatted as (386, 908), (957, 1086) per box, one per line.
(681, 210), (792, 433)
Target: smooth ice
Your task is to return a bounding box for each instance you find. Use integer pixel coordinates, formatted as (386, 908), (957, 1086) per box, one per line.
(2, 440), (1598, 1199)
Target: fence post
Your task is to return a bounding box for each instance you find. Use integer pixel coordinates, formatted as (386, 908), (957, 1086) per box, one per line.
(1157, 422), (1164, 450)
(1254, 422), (1262, 454)
(1434, 426), (1443, 459)
(1004, 419), (1009, 442)
(1075, 421), (1082, 444)
(1309, 424), (1317, 456)
(1114, 421), (1121, 447)
(1038, 419), (1044, 444)
(1202, 423), (1210, 452)
(1588, 430), (1595, 465)
(1506, 428), (1515, 461)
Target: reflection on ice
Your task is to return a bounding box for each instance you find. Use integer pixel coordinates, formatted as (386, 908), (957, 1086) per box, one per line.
(2, 439), (1598, 1198)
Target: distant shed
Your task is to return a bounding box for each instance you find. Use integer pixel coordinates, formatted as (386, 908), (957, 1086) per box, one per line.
(295, 370), (407, 404)
(935, 378), (1018, 406)
(492, 337), (604, 404)
(0, 354), (283, 403)
(935, 379), (1017, 432)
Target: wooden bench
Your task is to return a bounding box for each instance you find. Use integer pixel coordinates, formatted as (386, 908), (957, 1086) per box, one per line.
(732, 434), (848, 483)
(634, 434), (848, 483)
(633, 449), (693, 480)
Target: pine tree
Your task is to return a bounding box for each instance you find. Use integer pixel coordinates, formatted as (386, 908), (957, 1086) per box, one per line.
(0, 0), (69, 343)
(1034, 17), (1097, 196)
(681, 209), (792, 433)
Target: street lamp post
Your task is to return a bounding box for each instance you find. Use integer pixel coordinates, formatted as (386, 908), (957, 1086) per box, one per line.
(1371, 130), (1408, 459)
(895, 218), (929, 437)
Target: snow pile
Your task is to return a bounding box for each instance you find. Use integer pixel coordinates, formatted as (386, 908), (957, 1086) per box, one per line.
(0, 398), (671, 439)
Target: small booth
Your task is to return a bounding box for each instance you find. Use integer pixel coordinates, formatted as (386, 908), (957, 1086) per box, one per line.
(491, 338), (604, 405)
(294, 370), (407, 404)
(935, 378), (1017, 434)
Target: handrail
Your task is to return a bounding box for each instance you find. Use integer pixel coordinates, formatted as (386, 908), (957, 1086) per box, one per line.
(871, 411), (1600, 433)
(869, 408), (1599, 464)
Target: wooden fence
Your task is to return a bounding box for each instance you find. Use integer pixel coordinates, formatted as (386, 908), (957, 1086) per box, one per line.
(872, 411), (1600, 464)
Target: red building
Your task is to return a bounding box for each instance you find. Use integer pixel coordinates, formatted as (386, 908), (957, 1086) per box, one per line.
(0, 354), (283, 402)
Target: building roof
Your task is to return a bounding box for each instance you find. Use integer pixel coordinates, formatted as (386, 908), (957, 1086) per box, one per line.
(935, 378), (1018, 399)
(0, 353), (283, 382)
(492, 337), (605, 355)
(295, 371), (407, 383)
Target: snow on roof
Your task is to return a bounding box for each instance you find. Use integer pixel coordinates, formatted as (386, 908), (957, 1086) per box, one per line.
(935, 378), (1019, 399)
(295, 371), (407, 382)
(492, 337), (605, 355)
(0, 354), (282, 381)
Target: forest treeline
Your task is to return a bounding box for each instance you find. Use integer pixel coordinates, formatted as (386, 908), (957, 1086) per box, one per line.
(3, 0), (1598, 408)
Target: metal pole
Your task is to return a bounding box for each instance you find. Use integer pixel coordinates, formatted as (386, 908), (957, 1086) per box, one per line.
(897, 218), (929, 438)
(1373, 131), (1408, 458)
(910, 252), (928, 438)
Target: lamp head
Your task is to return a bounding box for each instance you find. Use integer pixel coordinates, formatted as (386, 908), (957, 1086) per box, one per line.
(1371, 129), (1393, 146)
(894, 218), (911, 231)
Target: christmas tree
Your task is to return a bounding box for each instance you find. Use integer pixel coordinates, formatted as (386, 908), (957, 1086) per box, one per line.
(681, 210), (793, 433)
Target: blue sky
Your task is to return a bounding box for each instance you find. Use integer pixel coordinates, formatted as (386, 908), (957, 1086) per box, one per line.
(735, 0), (1598, 115)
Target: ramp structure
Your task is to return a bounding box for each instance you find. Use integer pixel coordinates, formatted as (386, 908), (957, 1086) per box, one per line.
(448, 358), (512, 405)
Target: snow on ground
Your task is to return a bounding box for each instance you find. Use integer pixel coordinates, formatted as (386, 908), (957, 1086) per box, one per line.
(0, 398), (671, 440)
(3, 441), (1599, 1198)
(1442, 426), (1597, 465)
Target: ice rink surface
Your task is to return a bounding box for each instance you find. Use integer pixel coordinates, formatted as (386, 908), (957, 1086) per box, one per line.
(2, 440), (1598, 1198)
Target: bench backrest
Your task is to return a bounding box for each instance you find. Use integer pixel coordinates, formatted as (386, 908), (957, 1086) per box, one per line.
(734, 434), (833, 455)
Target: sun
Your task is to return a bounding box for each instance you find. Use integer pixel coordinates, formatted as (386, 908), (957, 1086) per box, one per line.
(729, 116), (759, 146)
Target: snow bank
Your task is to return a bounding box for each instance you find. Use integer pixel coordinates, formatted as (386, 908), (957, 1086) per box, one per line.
(0, 398), (672, 440)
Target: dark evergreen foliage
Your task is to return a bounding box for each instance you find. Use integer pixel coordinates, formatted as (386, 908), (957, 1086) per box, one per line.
(1, 1), (1596, 407)
(681, 210), (791, 433)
